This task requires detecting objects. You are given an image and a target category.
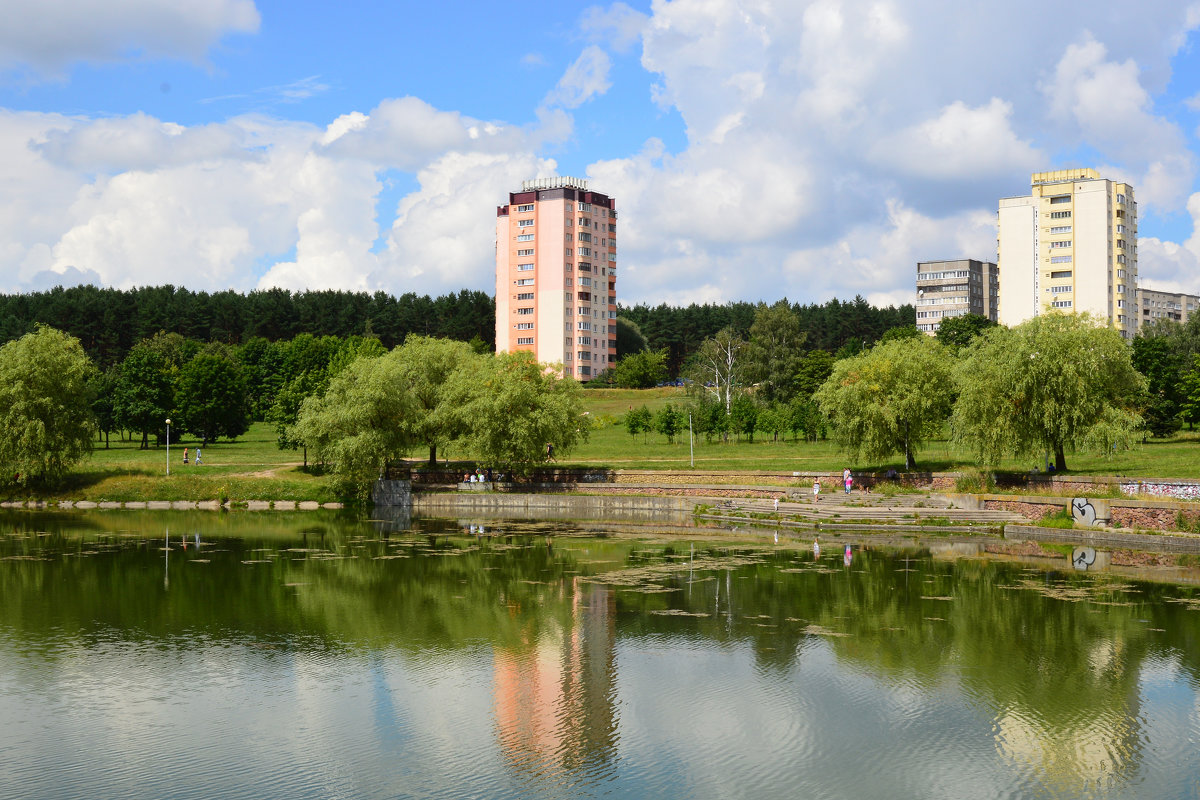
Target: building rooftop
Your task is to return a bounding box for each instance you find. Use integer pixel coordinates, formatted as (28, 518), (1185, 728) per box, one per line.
(521, 176), (588, 192)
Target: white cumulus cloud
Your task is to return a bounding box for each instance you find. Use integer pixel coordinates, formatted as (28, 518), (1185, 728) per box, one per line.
(0, 0), (260, 80)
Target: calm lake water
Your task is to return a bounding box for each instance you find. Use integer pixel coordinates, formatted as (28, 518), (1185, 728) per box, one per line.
(1, 510), (1199, 800)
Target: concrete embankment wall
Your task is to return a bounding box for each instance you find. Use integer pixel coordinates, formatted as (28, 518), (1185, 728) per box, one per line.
(1005, 524), (1200, 553)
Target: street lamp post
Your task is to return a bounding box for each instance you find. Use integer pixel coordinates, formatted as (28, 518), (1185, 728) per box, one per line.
(165, 418), (171, 476)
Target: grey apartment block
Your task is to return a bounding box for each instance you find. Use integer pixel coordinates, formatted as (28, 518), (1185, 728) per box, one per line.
(1136, 286), (1200, 332)
(916, 259), (999, 334)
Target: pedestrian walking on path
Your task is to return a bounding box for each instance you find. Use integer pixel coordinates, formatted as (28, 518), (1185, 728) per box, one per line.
(812, 479), (821, 503)
(843, 468), (853, 494)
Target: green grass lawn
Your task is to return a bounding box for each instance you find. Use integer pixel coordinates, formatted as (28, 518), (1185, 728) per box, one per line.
(573, 388), (1200, 478)
(46, 423), (338, 502)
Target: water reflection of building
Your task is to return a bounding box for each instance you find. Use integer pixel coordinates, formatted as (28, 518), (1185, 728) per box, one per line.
(992, 637), (1144, 788)
(493, 579), (618, 781)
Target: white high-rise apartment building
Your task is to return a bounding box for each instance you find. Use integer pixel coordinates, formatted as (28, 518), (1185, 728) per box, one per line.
(998, 169), (1137, 337)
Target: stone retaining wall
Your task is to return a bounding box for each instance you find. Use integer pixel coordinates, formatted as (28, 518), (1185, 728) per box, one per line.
(1006, 524), (1200, 554)
(0, 500), (343, 511)
(412, 492), (695, 523)
(980, 494), (1200, 533)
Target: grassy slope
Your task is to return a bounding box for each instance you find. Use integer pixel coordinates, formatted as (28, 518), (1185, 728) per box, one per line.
(573, 388), (1200, 478)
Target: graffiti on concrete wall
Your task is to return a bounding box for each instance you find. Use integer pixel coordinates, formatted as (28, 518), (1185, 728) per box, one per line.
(1121, 482), (1200, 500)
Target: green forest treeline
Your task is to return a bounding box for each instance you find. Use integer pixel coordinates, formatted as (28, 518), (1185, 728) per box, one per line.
(0, 284), (915, 373)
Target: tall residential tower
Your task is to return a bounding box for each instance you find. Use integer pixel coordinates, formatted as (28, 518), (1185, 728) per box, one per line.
(997, 169), (1137, 337)
(495, 177), (616, 379)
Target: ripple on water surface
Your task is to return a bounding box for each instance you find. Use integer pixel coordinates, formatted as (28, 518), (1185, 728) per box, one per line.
(2, 523), (1200, 799)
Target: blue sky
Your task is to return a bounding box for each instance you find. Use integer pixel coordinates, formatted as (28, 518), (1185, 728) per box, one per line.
(2, 0), (1199, 307)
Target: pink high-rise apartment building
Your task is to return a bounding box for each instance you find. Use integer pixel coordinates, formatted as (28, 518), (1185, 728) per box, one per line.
(495, 177), (617, 379)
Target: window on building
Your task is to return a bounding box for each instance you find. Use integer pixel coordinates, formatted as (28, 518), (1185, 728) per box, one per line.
(1117, 299), (1125, 308)
(516, 278), (534, 286)
(516, 322), (534, 329)
(516, 204), (534, 213)
(578, 232), (592, 242)
(1049, 226), (1072, 234)
(1049, 240), (1071, 248)
(1049, 256), (1072, 264)
(1050, 210), (1071, 219)
(516, 337), (534, 345)
(516, 292), (533, 300)
(578, 202), (592, 212)
(516, 307), (534, 315)
(578, 351), (591, 361)
(1117, 254), (1126, 264)
(1116, 194), (1126, 203)
(578, 336), (591, 345)
(577, 321), (592, 331)
(578, 247), (591, 256)
(1051, 300), (1073, 308)
(1050, 270), (1072, 279)
(516, 249), (534, 257)
(518, 219), (534, 227)
(1116, 270), (1125, 279)
(579, 366), (591, 376)
(578, 276), (592, 286)
(1050, 285), (1072, 294)
(517, 233), (534, 242)
(517, 263), (534, 271)
(1049, 195), (1071, 204)
(1116, 285), (1125, 294)
(564, 249), (572, 256)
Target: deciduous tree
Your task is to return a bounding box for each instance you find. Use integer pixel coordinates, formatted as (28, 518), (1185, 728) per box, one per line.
(292, 352), (415, 492)
(654, 403), (684, 443)
(936, 314), (996, 351)
(389, 336), (479, 466)
(814, 336), (954, 469)
(624, 405), (653, 440)
(613, 348), (668, 389)
(745, 300), (805, 403)
(175, 347), (250, 445)
(687, 327), (746, 414)
(953, 313), (1145, 471)
(0, 326), (97, 488)
(445, 352), (587, 473)
(114, 343), (175, 448)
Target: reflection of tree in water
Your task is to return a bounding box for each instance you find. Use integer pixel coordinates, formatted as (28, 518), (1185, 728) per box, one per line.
(596, 543), (1200, 792)
(5, 512), (1200, 795)
(493, 579), (619, 791)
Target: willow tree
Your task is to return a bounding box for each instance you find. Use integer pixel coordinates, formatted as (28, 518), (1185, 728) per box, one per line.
(952, 313), (1145, 472)
(813, 335), (954, 469)
(390, 335), (479, 466)
(445, 351), (587, 474)
(0, 326), (97, 488)
(292, 352), (414, 491)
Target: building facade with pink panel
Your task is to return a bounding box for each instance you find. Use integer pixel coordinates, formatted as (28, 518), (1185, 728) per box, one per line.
(495, 177), (616, 379)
